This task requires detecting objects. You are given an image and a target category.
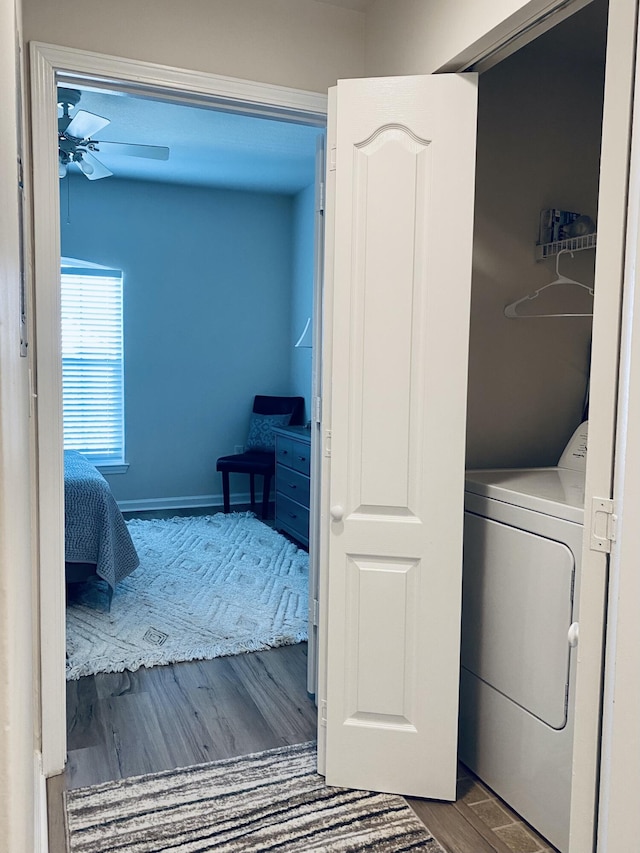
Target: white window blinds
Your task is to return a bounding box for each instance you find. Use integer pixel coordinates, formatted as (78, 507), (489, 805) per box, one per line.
(60, 267), (125, 464)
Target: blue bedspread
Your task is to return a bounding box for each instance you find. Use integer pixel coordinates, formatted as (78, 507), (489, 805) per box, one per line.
(64, 450), (139, 589)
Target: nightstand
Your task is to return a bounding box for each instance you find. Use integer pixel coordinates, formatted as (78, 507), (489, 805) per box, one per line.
(272, 425), (311, 547)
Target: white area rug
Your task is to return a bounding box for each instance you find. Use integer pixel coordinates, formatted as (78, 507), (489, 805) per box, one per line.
(66, 513), (308, 680)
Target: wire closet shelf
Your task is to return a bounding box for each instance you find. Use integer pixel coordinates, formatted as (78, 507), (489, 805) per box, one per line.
(535, 232), (597, 261)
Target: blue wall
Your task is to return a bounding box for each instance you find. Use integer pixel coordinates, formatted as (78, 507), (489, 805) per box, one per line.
(61, 176), (312, 507)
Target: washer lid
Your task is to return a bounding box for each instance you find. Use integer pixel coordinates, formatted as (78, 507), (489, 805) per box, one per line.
(464, 467), (585, 523)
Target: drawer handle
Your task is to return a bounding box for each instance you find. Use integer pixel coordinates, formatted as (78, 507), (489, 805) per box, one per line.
(288, 483), (297, 490)
(280, 450), (289, 456)
(288, 512), (298, 519)
(298, 455), (307, 462)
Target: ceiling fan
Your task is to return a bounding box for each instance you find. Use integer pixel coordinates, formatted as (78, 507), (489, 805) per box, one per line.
(57, 88), (170, 180)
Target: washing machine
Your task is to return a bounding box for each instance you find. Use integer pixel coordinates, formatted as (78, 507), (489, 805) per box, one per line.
(459, 423), (587, 853)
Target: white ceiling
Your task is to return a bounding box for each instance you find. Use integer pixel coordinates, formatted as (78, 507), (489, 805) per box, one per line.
(61, 86), (322, 195)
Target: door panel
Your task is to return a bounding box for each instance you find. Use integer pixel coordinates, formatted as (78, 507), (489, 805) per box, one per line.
(322, 74), (478, 799)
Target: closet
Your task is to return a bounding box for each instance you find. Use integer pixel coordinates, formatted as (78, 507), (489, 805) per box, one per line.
(460, 2), (607, 850)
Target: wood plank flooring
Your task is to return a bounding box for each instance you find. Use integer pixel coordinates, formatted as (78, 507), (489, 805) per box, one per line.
(48, 644), (557, 853)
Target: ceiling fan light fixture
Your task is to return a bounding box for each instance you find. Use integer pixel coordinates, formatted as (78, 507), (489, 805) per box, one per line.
(78, 156), (94, 176)
(58, 151), (69, 179)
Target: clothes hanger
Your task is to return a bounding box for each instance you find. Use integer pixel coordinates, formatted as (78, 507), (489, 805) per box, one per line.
(504, 249), (594, 318)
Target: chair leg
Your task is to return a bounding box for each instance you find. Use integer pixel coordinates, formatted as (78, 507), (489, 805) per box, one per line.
(262, 474), (271, 520)
(250, 474), (256, 509)
(222, 471), (230, 513)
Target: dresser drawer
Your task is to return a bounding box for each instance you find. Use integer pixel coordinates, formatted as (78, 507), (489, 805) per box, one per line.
(290, 441), (311, 476)
(275, 436), (295, 467)
(276, 466), (310, 506)
(276, 493), (310, 544)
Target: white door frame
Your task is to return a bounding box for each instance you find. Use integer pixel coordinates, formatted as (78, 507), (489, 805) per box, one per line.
(597, 3), (640, 846)
(30, 40), (327, 776)
(560, 1), (638, 848)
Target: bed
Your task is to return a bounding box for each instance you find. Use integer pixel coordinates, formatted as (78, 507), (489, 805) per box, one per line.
(64, 450), (140, 591)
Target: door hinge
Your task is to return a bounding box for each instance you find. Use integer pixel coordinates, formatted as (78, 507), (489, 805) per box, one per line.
(329, 146), (336, 172)
(324, 429), (331, 457)
(590, 497), (617, 553)
(313, 395), (322, 425)
(317, 181), (325, 213)
(320, 699), (327, 727)
(312, 597), (319, 627)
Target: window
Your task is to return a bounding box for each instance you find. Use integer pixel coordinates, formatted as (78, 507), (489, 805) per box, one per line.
(60, 263), (125, 465)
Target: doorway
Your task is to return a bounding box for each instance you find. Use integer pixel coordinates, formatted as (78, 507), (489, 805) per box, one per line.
(59, 76), (320, 718)
(31, 44), (328, 781)
(40, 69), (327, 853)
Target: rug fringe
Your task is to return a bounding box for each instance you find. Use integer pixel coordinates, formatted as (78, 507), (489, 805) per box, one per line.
(66, 631), (309, 680)
(125, 510), (256, 528)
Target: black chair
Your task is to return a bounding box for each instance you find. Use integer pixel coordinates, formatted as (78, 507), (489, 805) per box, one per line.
(216, 395), (305, 519)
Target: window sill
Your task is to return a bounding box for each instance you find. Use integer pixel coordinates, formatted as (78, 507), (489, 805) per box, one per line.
(96, 462), (129, 475)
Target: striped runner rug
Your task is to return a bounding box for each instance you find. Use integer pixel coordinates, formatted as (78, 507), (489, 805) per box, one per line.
(65, 741), (446, 852)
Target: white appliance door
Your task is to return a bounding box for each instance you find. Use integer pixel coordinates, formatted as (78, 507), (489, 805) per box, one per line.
(462, 513), (575, 729)
(322, 73), (478, 800)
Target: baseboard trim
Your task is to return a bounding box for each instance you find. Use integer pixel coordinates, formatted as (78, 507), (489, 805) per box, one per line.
(117, 493), (255, 513)
(34, 751), (49, 853)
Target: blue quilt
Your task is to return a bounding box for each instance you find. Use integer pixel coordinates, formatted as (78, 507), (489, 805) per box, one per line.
(64, 450), (139, 589)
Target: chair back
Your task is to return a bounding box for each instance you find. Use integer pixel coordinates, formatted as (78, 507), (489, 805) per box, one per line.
(253, 395), (305, 425)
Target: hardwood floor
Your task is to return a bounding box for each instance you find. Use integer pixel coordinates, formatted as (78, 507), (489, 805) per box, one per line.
(48, 643), (557, 853)
(67, 646), (313, 775)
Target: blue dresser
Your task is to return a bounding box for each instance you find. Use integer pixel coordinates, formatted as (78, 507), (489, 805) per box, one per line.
(272, 425), (311, 547)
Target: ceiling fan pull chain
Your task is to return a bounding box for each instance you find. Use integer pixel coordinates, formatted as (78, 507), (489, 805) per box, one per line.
(65, 171), (71, 225)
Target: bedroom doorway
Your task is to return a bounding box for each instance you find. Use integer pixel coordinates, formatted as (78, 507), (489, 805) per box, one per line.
(56, 87), (325, 801)
(31, 44), (328, 780)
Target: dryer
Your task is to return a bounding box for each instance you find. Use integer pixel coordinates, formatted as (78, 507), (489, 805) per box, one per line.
(459, 453), (586, 852)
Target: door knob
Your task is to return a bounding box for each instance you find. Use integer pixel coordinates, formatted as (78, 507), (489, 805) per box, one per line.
(568, 622), (579, 647)
(330, 505), (344, 522)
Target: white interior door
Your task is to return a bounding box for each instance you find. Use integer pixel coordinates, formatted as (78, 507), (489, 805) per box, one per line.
(320, 74), (478, 799)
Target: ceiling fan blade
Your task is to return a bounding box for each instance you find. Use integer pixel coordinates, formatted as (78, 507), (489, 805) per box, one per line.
(65, 110), (110, 141)
(95, 141), (170, 161)
(80, 151), (113, 181)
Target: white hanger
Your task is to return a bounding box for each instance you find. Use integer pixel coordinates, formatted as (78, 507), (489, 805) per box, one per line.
(504, 250), (594, 318)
